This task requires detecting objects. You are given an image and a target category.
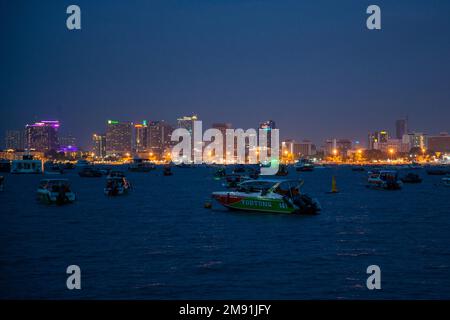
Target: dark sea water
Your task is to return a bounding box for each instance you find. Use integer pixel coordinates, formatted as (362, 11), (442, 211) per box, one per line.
(1, 166), (450, 299)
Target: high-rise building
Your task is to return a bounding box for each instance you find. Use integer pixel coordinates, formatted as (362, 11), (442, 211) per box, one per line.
(259, 120), (276, 152)
(92, 133), (106, 158)
(25, 120), (60, 152)
(177, 115), (198, 134)
(395, 119), (408, 139)
(58, 134), (77, 149)
(368, 131), (389, 150)
(5, 130), (25, 150)
(212, 123), (232, 162)
(148, 120), (173, 157)
(134, 121), (148, 152)
(427, 132), (450, 153)
(402, 132), (426, 150)
(105, 120), (133, 155)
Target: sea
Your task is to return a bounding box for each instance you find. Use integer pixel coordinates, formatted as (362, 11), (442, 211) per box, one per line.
(1, 165), (450, 299)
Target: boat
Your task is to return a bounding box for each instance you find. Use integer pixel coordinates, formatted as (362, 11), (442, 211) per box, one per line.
(295, 159), (314, 172)
(400, 173), (422, 184)
(128, 158), (156, 172)
(426, 168), (448, 176)
(75, 159), (90, 168)
(11, 155), (43, 174)
(408, 162), (422, 169)
(276, 164), (289, 176)
(0, 176), (4, 192)
(44, 163), (64, 175)
(213, 167), (226, 179)
(176, 162), (193, 168)
(224, 174), (253, 188)
(367, 170), (402, 190)
(212, 179), (321, 214)
(442, 177), (450, 187)
(36, 179), (76, 204)
(163, 165), (173, 176)
(104, 176), (131, 196)
(78, 166), (103, 177)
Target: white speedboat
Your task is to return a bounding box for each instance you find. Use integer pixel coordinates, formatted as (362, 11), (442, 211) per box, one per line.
(367, 170), (402, 190)
(36, 179), (76, 204)
(294, 159), (314, 172)
(104, 177), (131, 196)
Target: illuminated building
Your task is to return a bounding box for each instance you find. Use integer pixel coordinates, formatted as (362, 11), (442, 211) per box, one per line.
(5, 130), (25, 150)
(402, 132), (426, 150)
(395, 119), (408, 139)
(177, 115), (198, 134)
(134, 121), (148, 152)
(368, 131), (389, 150)
(25, 120), (60, 152)
(427, 132), (450, 153)
(282, 139), (315, 159)
(58, 134), (77, 151)
(376, 138), (410, 154)
(105, 120), (133, 156)
(259, 120), (276, 151)
(212, 123), (232, 162)
(92, 133), (106, 158)
(148, 120), (173, 157)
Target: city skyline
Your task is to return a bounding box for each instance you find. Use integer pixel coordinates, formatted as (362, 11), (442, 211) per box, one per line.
(2, 0), (450, 148)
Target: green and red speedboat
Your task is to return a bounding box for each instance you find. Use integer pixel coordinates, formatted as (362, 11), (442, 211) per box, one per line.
(212, 179), (321, 214)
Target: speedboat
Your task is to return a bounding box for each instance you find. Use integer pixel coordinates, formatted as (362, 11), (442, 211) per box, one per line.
(104, 176), (131, 196)
(128, 158), (156, 172)
(367, 170), (402, 190)
(36, 179), (76, 204)
(295, 159), (314, 172)
(212, 179), (321, 214)
(442, 177), (450, 187)
(78, 166), (103, 177)
(400, 173), (422, 184)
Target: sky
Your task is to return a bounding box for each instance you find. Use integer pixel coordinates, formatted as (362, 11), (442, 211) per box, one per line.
(1, 0), (450, 148)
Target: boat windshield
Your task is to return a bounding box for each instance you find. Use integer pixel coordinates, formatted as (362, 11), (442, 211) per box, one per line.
(236, 181), (276, 193)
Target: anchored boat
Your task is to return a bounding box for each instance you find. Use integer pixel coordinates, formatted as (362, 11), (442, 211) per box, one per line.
(295, 159), (314, 172)
(104, 176), (131, 196)
(442, 177), (450, 187)
(212, 179), (321, 214)
(367, 170), (402, 190)
(36, 179), (76, 204)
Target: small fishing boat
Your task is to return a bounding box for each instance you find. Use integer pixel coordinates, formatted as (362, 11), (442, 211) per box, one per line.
(104, 176), (131, 196)
(11, 155), (43, 174)
(276, 164), (289, 176)
(408, 162), (422, 169)
(400, 173), (422, 184)
(78, 166), (103, 177)
(367, 170), (402, 190)
(212, 179), (321, 214)
(176, 162), (194, 168)
(128, 158), (156, 172)
(163, 165), (173, 176)
(295, 159), (314, 172)
(36, 179), (76, 204)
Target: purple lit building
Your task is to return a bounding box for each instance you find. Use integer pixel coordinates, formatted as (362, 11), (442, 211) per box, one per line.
(25, 120), (60, 152)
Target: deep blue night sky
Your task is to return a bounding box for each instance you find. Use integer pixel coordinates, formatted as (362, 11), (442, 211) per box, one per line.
(1, 0), (450, 148)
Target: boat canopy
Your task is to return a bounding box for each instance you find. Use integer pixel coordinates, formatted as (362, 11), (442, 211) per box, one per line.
(237, 179), (304, 193)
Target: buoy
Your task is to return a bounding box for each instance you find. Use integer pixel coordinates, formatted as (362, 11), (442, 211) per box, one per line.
(328, 175), (339, 193)
(204, 201), (212, 209)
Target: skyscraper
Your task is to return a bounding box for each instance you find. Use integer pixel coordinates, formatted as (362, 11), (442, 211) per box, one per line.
(105, 120), (133, 155)
(148, 120), (173, 157)
(92, 133), (106, 158)
(177, 115), (198, 134)
(212, 123), (232, 162)
(5, 130), (25, 150)
(25, 120), (60, 152)
(259, 120), (276, 151)
(134, 121), (148, 152)
(395, 119), (408, 139)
